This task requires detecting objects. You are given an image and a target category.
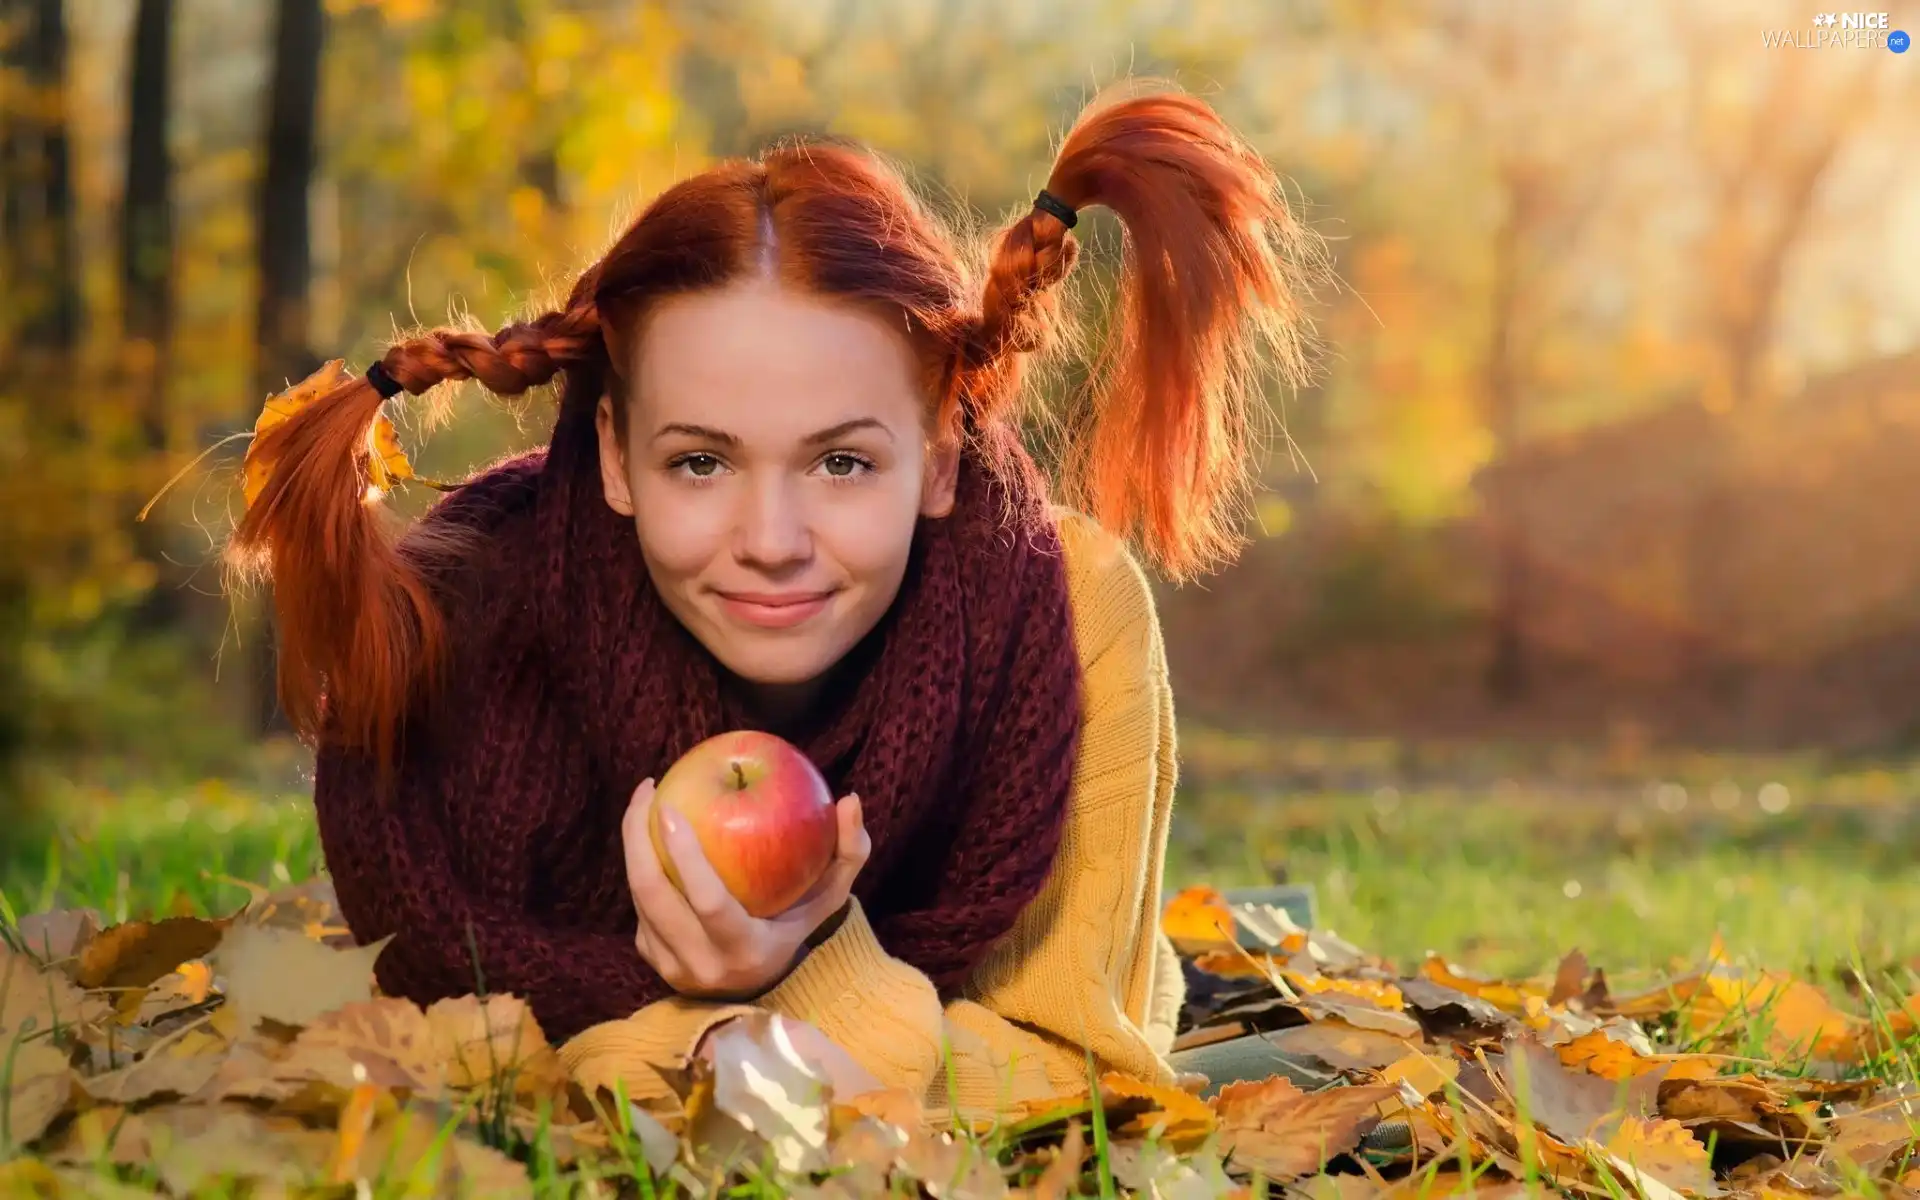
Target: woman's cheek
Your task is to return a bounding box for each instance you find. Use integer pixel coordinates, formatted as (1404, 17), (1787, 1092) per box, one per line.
(633, 483), (733, 575)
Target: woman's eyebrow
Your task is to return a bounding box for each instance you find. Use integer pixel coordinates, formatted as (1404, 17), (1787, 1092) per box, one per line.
(651, 422), (739, 446)
(803, 418), (893, 446)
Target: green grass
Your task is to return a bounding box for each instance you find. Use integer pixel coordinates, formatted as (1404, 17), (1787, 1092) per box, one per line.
(9, 735), (1920, 987)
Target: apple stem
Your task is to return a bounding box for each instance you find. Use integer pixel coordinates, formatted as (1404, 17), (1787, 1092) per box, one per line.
(731, 761), (746, 791)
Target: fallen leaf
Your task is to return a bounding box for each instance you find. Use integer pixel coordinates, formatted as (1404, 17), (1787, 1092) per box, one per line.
(76, 917), (228, 992)
(1378, 1048), (1459, 1098)
(705, 1012), (832, 1174)
(298, 997), (443, 1094)
(1163, 887), (1238, 953)
(1596, 1116), (1717, 1196)
(1266, 1019), (1417, 1072)
(81, 1043), (225, 1106)
(1550, 949), (1593, 1007)
(424, 993), (566, 1098)
(2, 946), (109, 1036)
(1286, 972), (1405, 1011)
(1211, 1076), (1393, 1181)
(213, 922), (387, 1032)
(1098, 1072), (1217, 1148)
(1497, 1036), (1662, 1146)
(1, 1037), (73, 1151)
(1419, 955), (1541, 1014)
(10, 909), (102, 967)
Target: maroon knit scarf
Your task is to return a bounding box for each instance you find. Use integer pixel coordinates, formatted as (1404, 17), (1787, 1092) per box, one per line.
(312, 383), (1085, 1041)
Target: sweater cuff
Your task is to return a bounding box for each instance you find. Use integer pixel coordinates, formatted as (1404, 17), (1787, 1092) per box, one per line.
(756, 897), (946, 1093)
(561, 997), (758, 1114)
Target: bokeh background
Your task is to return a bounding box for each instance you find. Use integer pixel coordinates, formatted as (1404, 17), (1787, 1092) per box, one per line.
(3, 0), (1918, 973)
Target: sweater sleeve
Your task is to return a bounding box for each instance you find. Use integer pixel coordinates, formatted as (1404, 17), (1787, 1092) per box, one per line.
(560, 512), (1186, 1120)
(314, 746), (661, 1044)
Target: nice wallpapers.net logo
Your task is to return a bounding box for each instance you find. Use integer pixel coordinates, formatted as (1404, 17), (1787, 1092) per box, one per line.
(1762, 12), (1911, 50)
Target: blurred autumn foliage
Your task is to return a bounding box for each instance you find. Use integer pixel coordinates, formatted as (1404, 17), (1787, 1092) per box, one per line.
(2, 0), (1918, 812)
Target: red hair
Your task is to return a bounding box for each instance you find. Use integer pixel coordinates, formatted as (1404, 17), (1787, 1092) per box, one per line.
(227, 84), (1329, 770)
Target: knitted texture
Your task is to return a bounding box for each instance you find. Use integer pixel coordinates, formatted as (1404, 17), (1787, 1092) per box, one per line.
(311, 388), (1084, 1043)
(560, 508), (1187, 1121)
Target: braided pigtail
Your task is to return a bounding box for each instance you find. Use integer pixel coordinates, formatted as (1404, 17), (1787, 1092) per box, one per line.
(967, 85), (1330, 579)
(227, 287), (603, 775)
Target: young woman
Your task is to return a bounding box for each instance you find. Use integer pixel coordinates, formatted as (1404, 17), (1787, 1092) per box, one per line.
(231, 85), (1326, 1121)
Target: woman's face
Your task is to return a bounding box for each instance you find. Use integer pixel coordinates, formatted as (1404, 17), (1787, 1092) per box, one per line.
(597, 277), (959, 689)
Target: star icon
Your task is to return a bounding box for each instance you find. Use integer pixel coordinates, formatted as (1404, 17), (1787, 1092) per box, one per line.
(1814, 12), (1836, 25)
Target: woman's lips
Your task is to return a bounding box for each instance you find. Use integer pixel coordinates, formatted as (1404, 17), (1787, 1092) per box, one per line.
(714, 590), (834, 629)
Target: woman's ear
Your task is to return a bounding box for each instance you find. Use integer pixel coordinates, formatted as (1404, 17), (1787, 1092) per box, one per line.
(920, 438), (960, 518)
(595, 394), (636, 517)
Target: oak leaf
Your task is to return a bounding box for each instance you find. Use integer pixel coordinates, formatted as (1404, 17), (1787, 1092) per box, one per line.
(1594, 1115), (1717, 1196)
(1210, 1076), (1392, 1181)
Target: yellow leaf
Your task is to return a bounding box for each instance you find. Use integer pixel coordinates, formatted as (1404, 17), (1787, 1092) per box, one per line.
(0, 1038), (74, 1150)
(1594, 1116), (1715, 1196)
(1378, 1049), (1458, 1098)
(365, 410), (416, 494)
(1419, 955), (1541, 1014)
(1098, 1072), (1217, 1150)
(243, 360), (349, 509)
(1161, 886), (1237, 953)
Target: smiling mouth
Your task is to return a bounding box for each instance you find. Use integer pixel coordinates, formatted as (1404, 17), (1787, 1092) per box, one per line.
(713, 590), (836, 630)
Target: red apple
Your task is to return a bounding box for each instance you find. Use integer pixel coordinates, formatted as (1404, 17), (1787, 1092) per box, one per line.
(649, 730), (838, 918)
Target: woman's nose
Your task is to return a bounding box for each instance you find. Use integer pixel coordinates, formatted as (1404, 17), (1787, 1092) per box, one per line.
(734, 475), (811, 568)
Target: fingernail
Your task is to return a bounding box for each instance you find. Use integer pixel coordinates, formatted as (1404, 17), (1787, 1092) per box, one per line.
(661, 810), (681, 835)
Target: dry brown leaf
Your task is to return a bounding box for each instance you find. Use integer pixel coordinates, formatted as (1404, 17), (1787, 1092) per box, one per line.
(1555, 1024), (1694, 1081)
(1595, 1116), (1716, 1195)
(1549, 949), (1593, 1007)
(338, 1105), (534, 1197)
(1162, 887), (1239, 953)
(133, 1102), (334, 1195)
(76, 916), (228, 992)
(214, 922), (388, 1032)
(425, 993), (566, 1098)
(1099, 1072), (1218, 1149)
(81, 1041), (226, 1106)
(1, 1036), (73, 1151)
(1267, 1018), (1419, 1072)
(2, 946), (110, 1036)
(1210, 1076), (1392, 1182)
(1498, 1036), (1663, 1146)
(297, 997), (444, 1094)
(10, 909), (102, 967)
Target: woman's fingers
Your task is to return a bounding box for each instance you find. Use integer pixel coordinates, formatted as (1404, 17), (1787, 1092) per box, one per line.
(789, 794), (869, 925)
(621, 779), (716, 962)
(655, 804), (752, 939)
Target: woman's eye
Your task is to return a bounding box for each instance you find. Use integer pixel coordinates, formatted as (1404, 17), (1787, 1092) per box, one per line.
(821, 453), (870, 478)
(676, 454), (722, 478)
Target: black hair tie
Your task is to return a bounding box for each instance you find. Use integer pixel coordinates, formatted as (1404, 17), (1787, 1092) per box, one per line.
(365, 360), (406, 400)
(1033, 189), (1078, 230)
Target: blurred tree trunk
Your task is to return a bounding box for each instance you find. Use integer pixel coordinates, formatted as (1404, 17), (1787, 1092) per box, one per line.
(124, 0), (179, 632)
(3, 0), (80, 357)
(1483, 165), (1533, 703)
(249, 0), (326, 735)
(0, 0), (77, 822)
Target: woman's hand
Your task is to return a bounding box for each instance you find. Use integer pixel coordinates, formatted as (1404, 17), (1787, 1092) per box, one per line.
(621, 777), (871, 999)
